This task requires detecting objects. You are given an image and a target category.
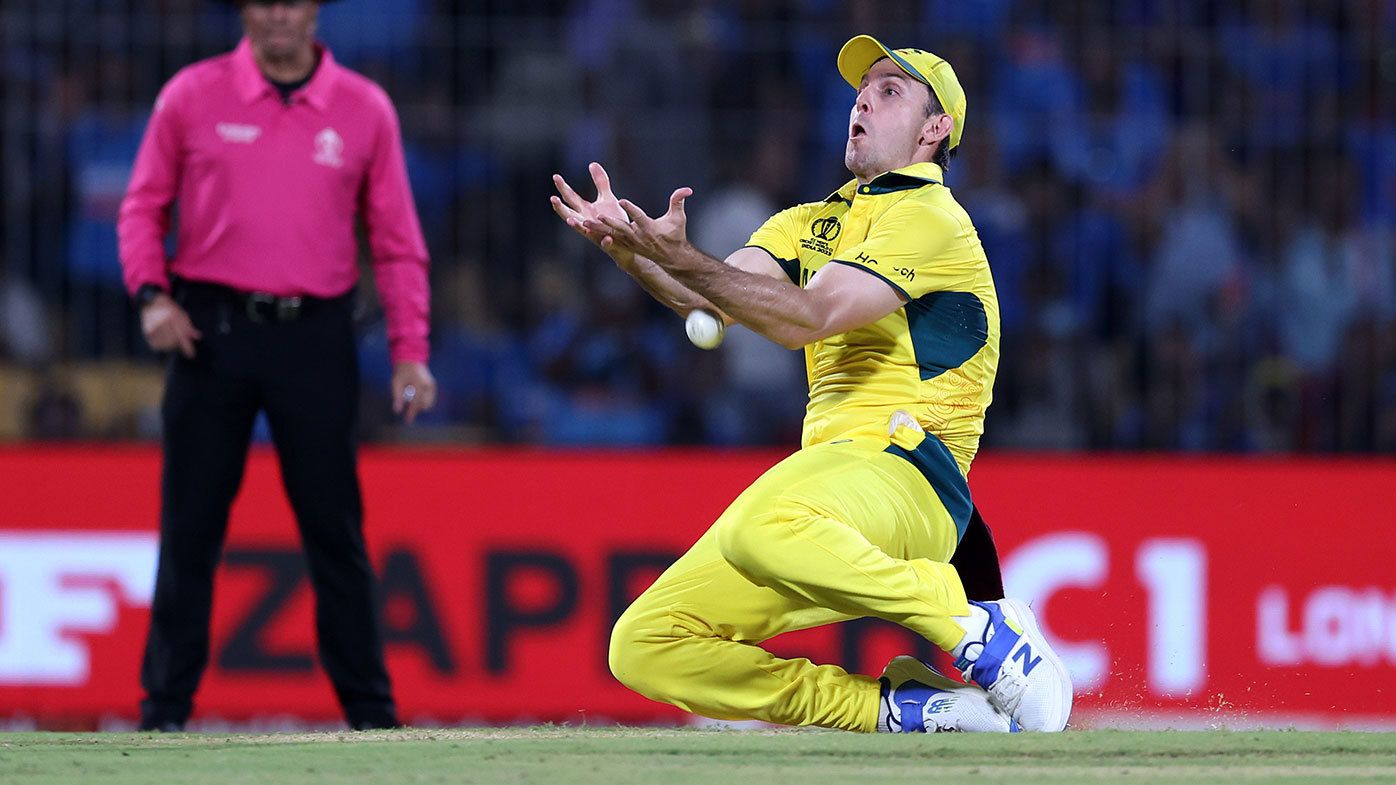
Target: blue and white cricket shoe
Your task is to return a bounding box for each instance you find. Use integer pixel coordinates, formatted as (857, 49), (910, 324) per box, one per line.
(878, 656), (1016, 733)
(954, 599), (1073, 732)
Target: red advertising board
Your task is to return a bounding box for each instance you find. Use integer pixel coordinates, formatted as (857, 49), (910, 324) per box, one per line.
(1, 447), (1393, 730)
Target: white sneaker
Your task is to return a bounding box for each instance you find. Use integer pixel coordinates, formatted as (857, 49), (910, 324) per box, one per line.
(954, 599), (1073, 732)
(877, 656), (1016, 733)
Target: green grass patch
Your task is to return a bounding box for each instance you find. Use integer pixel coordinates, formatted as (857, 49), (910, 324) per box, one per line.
(2, 727), (1394, 785)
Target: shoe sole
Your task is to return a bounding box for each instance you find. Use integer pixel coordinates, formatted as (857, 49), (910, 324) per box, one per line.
(884, 656), (962, 691)
(882, 656), (1013, 734)
(997, 598), (1073, 732)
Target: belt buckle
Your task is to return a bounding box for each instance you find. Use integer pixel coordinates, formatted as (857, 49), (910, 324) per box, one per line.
(276, 296), (303, 321)
(246, 292), (275, 323)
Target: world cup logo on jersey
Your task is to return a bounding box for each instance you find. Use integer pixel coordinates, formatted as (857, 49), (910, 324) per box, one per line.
(313, 127), (344, 168)
(801, 215), (842, 256)
(811, 216), (841, 241)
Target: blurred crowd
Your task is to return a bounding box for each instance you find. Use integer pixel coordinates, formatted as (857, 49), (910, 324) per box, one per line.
(1, 0), (1393, 451)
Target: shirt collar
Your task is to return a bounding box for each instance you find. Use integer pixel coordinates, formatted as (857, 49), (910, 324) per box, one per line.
(825, 180), (857, 205)
(232, 36), (340, 110)
(883, 161), (944, 185)
(827, 161), (945, 202)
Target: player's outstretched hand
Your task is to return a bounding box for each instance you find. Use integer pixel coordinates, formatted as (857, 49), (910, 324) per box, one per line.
(551, 162), (635, 265)
(582, 187), (694, 266)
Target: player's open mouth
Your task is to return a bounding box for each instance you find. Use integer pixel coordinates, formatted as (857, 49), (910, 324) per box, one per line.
(850, 123), (867, 139)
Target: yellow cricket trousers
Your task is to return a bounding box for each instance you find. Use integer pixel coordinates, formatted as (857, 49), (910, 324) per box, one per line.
(608, 430), (972, 732)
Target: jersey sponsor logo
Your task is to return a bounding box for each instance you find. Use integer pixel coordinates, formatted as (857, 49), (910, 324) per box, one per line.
(215, 122), (262, 144)
(1012, 642), (1043, 676)
(854, 251), (878, 266)
(313, 127), (344, 168)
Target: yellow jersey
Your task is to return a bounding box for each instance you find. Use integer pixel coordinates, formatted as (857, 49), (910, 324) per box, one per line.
(746, 162), (1000, 475)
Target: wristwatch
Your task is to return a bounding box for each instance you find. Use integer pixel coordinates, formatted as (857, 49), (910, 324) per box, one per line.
(134, 283), (167, 308)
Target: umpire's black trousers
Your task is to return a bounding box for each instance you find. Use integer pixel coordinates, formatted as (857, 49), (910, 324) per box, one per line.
(139, 281), (396, 729)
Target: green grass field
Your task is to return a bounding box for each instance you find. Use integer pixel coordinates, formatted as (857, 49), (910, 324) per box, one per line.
(3, 727), (1395, 785)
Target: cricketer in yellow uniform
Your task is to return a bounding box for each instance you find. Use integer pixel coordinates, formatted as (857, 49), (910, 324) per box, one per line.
(555, 37), (1001, 733)
(748, 161), (998, 472)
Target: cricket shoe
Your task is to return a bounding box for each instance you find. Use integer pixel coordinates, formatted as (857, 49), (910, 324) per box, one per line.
(953, 599), (1073, 732)
(877, 656), (1016, 733)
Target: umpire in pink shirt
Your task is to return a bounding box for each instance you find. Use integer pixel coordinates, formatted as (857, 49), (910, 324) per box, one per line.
(118, 0), (435, 731)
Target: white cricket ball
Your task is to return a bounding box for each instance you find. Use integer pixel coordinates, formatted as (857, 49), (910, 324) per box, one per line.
(685, 309), (725, 350)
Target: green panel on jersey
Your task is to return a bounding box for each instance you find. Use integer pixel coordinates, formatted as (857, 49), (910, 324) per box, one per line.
(904, 291), (988, 380)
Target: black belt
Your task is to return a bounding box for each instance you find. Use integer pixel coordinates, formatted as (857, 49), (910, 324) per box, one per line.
(174, 279), (349, 324)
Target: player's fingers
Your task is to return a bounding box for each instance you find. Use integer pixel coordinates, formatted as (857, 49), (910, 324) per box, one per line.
(583, 227), (614, 246)
(571, 218), (602, 241)
(667, 187), (693, 217)
(590, 162), (614, 197)
(177, 331), (196, 359)
(551, 195), (585, 226)
(617, 199), (651, 226)
(552, 173), (590, 212)
(595, 213), (635, 237)
(580, 216), (610, 233)
(580, 217), (613, 237)
(563, 205), (604, 236)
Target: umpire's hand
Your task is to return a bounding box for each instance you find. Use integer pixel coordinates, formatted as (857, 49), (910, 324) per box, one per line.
(391, 361), (437, 424)
(141, 293), (202, 358)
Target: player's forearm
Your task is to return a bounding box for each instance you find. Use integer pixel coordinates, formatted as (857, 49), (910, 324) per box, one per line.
(653, 245), (820, 349)
(617, 253), (720, 318)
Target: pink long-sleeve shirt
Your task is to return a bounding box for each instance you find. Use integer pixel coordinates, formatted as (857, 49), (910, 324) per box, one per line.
(118, 37), (430, 364)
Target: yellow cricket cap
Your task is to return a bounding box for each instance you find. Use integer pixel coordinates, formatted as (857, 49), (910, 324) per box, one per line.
(837, 34), (967, 150)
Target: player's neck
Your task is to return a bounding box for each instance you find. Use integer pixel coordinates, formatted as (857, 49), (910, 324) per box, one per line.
(853, 156), (927, 185)
(852, 166), (887, 185)
(853, 166), (900, 186)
